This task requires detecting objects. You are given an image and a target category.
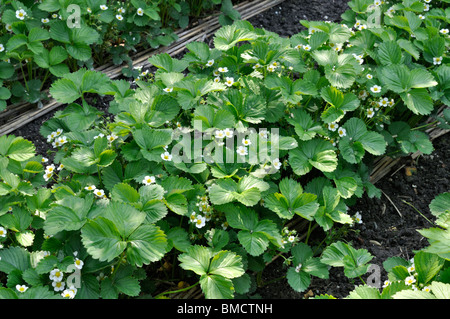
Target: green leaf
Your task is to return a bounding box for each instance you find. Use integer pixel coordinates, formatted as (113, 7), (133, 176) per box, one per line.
(429, 192), (450, 217)
(214, 24), (257, 51)
(178, 245), (212, 276)
(200, 274), (234, 299)
(289, 139), (338, 176)
(263, 178), (319, 220)
(320, 241), (373, 278)
(414, 251), (445, 285)
(0, 137), (35, 162)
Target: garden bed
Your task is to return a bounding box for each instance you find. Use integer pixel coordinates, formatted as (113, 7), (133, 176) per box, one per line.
(255, 133), (449, 299)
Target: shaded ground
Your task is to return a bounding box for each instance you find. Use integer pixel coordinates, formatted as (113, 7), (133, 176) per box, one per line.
(255, 135), (449, 299)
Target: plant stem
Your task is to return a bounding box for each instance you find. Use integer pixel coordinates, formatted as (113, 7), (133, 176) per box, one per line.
(401, 200), (434, 226)
(153, 281), (200, 299)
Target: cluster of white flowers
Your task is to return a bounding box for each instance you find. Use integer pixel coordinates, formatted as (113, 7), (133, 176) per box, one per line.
(383, 258), (431, 293)
(378, 97), (394, 108)
(281, 227), (298, 249)
(190, 195), (214, 229)
(85, 185), (107, 199)
(266, 61), (279, 72)
(352, 53), (364, 65)
(43, 162), (64, 181)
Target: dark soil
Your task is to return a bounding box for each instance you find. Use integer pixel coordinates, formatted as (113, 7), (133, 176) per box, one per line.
(254, 134), (449, 299)
(8, 0), (449, 300)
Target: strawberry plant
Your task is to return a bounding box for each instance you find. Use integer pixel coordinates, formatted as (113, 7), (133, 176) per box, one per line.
(0, 0), (241, 111)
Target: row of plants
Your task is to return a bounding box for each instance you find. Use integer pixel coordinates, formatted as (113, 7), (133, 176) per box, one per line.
(0, 0), (449, 299)
(0, 0), (241, 110)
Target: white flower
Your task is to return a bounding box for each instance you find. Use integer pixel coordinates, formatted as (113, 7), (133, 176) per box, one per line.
(16, 285), (28, 293)
(117, 7), (126, 14)
(94, 189), (105, 198)
(338, 127), (347, 137)
(407, 265), (416, 273)
(194, 215), (206, 228)
(224, 128), (233, 138)
(74, 258), (84, 270)
(288, 235), (295, 243)
(61, 289), (75, 299)
(422, 286), (431, 293)
(142, 175), (156, 185)
(382, 280), (390, 288)
(215, 130), (225, 139)
(379, 97), (389, 107)
(100, 4), (108, 10)
(57, 164), (64, 171)
(353, 212), (363, 224)
(433, 57), (443, 65)
(405, 275), (416, 286)
(272, 158), (281, 170)
(218, 67), (228, 73)
(41, 157), (49, 163)
(295, 264), (302, 273)
(55, 128), (63, 136)
(206, 59), (214, 67)
(213, 77), (220, 83)
(5, 24), (13, 32)
(49, 269), (64, 282)
(45, 164), (56, 174)
(93, 133), (105, 140)
(267, 64), (276, 72)
(295, 44), (302, 50)
(242, 138), (251, 146)
(41, 18), (49, 23)
(423, 4), (430, 11)
(52, 13), (58, 19)
(259, 130), (268, 139)
(137, 8), (144, 16)
(367, 108), (375, 118)
(328, 122), (339, 131)
(52, 280), (66, 292)
(43, 172), (53, 182)
(116, 14), (123, 21)
(87, 7), (92, 13)
(370, 85), (382, 94)
(163, 87), (173, 93)
(224, 77), (234, 87)
(16, 9), (27, 20)
(236, 146), (248, 156)
(107, 133), (118, 142)
(85, 185), (96, 191)
(440, 29), (449, 35)
(373, 0), (382, 6)
(56, 136), (68, 146)
(303, 44), (311, 51)
(161, 151), (172, 161)
(366, 74), (373, 80)
(418, 14), (425, 20)
(0, 227), (6, 238)
(358, 24), (367, 31)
